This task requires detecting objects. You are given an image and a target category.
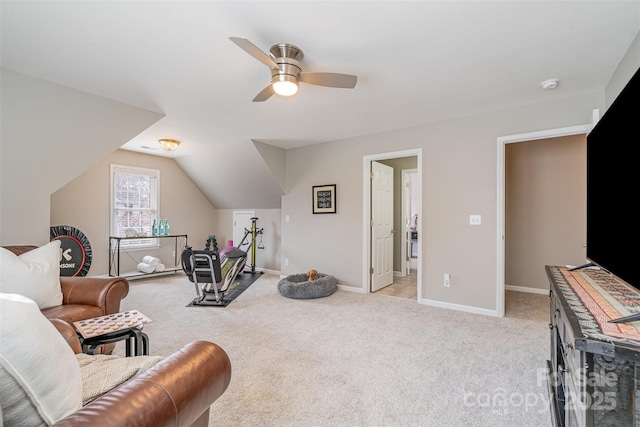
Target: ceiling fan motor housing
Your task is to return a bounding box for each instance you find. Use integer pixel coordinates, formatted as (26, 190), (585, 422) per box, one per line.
(270, 43), (303, 84)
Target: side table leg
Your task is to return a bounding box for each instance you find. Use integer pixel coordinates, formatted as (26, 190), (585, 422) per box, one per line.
(141, 332), (149, 355)
(131, 328), (143, 356)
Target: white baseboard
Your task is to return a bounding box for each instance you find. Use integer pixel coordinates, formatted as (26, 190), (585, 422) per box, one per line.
(505, 285), (549, 295)
(420, 298), (500, 317)
(337, 284), (366, 294)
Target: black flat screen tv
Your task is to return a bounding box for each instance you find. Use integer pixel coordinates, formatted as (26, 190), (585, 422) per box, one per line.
(585, 66), (639, 289)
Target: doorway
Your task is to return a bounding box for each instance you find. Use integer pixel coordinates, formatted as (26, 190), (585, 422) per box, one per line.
(233, 210), (255, 259)
(363, 149), (423, 300)
(496, 124), (591, 317)
(402, 169), (419, 277)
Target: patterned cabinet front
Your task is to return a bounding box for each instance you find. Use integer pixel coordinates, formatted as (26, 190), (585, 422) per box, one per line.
(546, 266), (640, 427)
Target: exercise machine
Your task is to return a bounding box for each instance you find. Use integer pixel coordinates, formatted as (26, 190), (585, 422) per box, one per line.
(181, 237), (246, 306)
(235, 217), (265, 274)
(181, 217), (265, 305)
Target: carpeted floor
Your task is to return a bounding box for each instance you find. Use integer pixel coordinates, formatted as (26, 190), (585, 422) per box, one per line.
(115, 272), (552, 427)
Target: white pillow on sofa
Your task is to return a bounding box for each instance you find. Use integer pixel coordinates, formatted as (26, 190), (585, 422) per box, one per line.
(0, 293), (82, 426)
(0, 240), (63, 309)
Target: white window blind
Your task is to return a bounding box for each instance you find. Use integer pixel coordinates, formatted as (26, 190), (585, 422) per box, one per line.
(110, 164), (160, 248)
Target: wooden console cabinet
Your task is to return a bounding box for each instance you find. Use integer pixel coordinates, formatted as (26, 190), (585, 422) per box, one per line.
(546, 266), (640, 427)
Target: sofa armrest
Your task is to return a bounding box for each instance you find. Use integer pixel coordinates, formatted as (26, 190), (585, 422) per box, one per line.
(60, 276), (129, 315)
(52, 341), (232, 427)
(50, 318), (83, 354)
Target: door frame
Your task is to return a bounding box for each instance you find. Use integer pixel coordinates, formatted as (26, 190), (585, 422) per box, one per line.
(363, 149), (422, 298)
(496, 122), (592, 317)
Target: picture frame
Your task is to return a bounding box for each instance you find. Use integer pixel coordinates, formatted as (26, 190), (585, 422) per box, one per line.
(312, 184), (336, 214)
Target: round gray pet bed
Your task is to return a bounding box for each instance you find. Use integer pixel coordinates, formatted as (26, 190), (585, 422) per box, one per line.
(278, 273), (337, 299)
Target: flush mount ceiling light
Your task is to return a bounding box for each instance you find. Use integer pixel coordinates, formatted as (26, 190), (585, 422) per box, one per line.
(272, 74), (299, 96)
(541, 78), (559, 90)
(158, 138), (180, 151)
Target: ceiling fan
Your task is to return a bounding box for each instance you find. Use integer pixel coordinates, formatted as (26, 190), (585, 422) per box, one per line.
(229, 37), (358, 102)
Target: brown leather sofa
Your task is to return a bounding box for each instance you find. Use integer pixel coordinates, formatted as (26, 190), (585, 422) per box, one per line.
(3, 245), (129, 353)
(50, 319), (232, 427)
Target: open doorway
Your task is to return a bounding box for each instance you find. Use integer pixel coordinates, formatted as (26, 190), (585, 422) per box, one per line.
(363, 149), (422, 301)
(403, 168), (419, 276)
(496, 123), (591, 316)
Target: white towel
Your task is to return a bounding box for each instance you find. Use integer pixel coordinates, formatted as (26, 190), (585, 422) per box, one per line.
(142, 256), (160, 266)
(137, 262), (155, 274)
(154, 263), (165, 273)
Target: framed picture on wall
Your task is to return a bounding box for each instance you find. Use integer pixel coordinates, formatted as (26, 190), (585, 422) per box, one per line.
(312, 184), (336, 214)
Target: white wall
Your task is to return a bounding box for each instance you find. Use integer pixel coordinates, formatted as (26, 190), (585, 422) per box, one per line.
(606, 31), (640, 109)
(0, 70), (163, 245)
(175, 139), (285, 209)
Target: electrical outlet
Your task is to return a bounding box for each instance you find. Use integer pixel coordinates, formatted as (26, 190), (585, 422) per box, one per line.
(285, 258), (289, 266)
(444, 273), (450, 287)
(469, 215), (482, 225)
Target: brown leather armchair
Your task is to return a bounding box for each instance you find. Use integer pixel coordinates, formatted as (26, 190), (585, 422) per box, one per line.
(50, 319), (232, 427)
(3, 245), (129, 353)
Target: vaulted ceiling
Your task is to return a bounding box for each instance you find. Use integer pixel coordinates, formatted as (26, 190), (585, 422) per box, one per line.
(2, 1), (638, 208)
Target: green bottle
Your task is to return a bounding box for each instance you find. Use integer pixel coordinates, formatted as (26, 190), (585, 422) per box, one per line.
(164, 219), (170, 236)
(152, 219), (158, 236)
(158, 219), (165, 236)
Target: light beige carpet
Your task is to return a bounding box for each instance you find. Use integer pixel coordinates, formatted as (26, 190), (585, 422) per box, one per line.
(115, 273), (552, 427)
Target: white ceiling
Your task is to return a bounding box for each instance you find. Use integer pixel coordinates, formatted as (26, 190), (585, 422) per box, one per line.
(2, 1), (638, 159)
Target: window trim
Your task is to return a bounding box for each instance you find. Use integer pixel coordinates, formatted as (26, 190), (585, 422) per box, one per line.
(110, 164), (160, 250)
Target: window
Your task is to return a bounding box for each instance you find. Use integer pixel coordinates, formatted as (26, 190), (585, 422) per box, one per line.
(110, 164), (159, 248)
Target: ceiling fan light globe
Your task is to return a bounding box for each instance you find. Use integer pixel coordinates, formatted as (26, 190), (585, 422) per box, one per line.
(272, 75), (299, 96)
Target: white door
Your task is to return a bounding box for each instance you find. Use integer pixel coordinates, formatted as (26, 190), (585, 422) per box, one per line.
(233, 211), (255, 256)
(371, 161), (394, 291)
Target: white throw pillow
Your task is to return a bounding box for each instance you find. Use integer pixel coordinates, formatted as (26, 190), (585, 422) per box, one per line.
(0, 241), (63, 309)
(0, 293), (82, 426)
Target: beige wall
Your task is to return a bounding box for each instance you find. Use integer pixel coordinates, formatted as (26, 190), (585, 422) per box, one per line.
(0, 70), (163, 245)
(280, 29), (638, 311)
(281, 90), (603, 312)
(51, 150), (217, 276)
(505, 135), (586, 291)
(2, 33), (637, 314)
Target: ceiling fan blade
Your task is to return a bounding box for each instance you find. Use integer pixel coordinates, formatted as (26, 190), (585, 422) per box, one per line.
(252, 84), (275, 102)
(300, 72), (357, 89)
(229, 37), (281, 70)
